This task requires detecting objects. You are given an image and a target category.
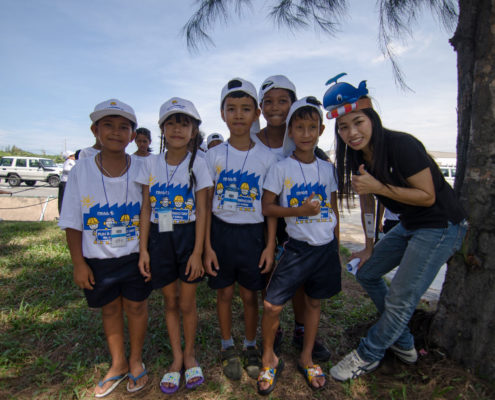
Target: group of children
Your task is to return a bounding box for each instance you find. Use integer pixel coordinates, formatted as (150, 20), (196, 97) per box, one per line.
(59, 75), (342, 397)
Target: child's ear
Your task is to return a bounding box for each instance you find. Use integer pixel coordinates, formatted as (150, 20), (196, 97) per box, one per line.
(319, 124), (326, 137)
(255, 108), (261, 118)
(90, 123), (98, 136)
(220, 109), (226, 122)
(130, 130), (137, 141)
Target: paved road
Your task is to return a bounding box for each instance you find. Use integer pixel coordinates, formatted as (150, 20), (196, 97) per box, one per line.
(0, 182), (57, 197)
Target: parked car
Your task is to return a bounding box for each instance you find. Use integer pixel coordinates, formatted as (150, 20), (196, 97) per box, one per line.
(439, 165), (456, 187)
(0, 156), (62, 187)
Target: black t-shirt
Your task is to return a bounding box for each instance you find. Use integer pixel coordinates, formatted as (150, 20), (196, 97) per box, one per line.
(372, 131), (466, 230)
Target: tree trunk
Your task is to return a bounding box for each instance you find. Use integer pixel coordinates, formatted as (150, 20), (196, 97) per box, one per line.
(430, 0), (495, 379)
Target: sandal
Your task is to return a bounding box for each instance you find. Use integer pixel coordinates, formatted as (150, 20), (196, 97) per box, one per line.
(257, 358), (284, 396)
(297, 364), (326, 390)
(95, 373), (128, 398)
(160, 371), (181, 394)
(126, 363), (148, 393)
(221, 346), (242, 380)
(185, 366), (205, 389)
(242, 346), (261, 379)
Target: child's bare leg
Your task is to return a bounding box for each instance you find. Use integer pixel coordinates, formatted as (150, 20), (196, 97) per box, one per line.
(162, 281), (183, 378)
(217, 285), (235, 341)
(95, 296), (128, 396)
(299, 295), (325, 388)
(180, 282), (200, 382)
(291, 286), (306, 325)
(123, 297), (149, 390)
(239, 285), (259, 342)
(259, 300), (283, 392)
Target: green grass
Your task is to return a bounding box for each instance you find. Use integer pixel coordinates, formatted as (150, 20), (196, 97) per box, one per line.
(0, 221), (493, 399)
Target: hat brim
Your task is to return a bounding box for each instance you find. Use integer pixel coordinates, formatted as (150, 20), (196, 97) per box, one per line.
(90, 109), (137, 125)
(158, 110), (202, 127)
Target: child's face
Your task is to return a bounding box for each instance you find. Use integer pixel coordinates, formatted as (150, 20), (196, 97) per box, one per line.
(135, 134), (150, 153)
(207, 140), (222, 149)
(221, 96), (260, 138)
(163, 115), (194, 150)
(288, 112), (324, 153)
(261, 88), (292, 127)
(336, 110), (373, 153)
(92, 116), (135, 152)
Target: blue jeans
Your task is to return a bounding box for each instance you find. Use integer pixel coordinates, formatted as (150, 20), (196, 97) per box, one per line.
(356, 220), (467, 362)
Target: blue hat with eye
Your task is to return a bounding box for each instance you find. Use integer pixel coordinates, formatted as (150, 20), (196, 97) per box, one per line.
(323, 73), (372, 119)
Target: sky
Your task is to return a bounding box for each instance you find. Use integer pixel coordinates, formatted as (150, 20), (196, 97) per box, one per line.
(0, 0), (459, 155)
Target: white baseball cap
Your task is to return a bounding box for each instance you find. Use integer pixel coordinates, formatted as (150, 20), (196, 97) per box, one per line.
(63, 150), (75, 159)
(220, 78), (258, 107)
(259, 75), (297, 104)
(159, 97), (202, 127)
(282, 96), (324, 157)
(90, 99), (137, 126)
(207, 133), (224, 146)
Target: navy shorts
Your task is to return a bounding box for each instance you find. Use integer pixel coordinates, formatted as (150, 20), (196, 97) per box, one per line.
(84, 253), (152, 308)
(265, 237), (341, 306)
(149, 222), (203, 290)
(208, 215), (266, 291)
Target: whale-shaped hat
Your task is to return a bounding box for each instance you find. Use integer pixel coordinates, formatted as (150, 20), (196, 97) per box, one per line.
(323, 73), (372, 119)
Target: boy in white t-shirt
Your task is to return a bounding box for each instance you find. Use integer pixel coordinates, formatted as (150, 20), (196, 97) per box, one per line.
(204, 78), (278, 381)
(59, 99), (151, 397)
(257, 97), (341, 394)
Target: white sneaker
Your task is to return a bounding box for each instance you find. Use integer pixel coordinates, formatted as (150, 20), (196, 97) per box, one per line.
(330, 350), (379, 381)
(390, 344), (418, 364)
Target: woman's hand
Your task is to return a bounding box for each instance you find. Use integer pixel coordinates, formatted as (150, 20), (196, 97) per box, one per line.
(352, 164), (384, 195)
(351, 247), (373, 269)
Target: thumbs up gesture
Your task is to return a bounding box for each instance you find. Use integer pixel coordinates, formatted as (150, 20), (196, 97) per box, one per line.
(352, 164), (382, 195)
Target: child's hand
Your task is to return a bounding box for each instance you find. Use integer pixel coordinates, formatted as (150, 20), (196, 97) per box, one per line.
(299, 193), (321, 216)
(203, 246), (219, 276)
(258, 245), (275, 274)
(186, 252), (204, 281)
(138, 251), (152, 282)
(73, 261), (95, 290)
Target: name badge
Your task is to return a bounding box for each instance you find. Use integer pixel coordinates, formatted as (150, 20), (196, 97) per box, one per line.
(223, 186), (239, 211)
(309, 198), (321, 220)
(111, 226), (127, 248)
(158, 208), (173, 232)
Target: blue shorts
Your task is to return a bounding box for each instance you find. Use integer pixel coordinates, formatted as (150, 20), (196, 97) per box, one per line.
(265, 237), (341, 306)
(208, 215), (266, 291)
(84, 253), (152, 308)
(149, 222), (203, 289)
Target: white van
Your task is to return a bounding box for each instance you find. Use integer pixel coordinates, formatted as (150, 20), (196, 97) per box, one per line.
(0, 156), (62, 187)
(439, 166), (456, 187)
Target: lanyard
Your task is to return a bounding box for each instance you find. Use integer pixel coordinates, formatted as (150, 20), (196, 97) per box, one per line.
(294, 155), (321, 197)
(99, 153), (129, 222)
(225, 141), (252, 190)
(165, 151), (188, 189)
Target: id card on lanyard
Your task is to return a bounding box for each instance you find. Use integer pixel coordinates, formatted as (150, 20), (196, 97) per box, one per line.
(222, 142), (251, 211)
(158, 208), (173, 232)
(111, 226), (127, 248)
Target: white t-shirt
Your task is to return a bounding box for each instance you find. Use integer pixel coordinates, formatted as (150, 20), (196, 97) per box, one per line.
(131, 153), (150, 162)
(206, 141), (277, 224)
(61, 159), (76, 182)
(58, 156), (143, 259)
(263, 157), (338, 246)
(136, 152), (212, 224)
(251, 131), (285, 161)
(78, 146), (100, 159)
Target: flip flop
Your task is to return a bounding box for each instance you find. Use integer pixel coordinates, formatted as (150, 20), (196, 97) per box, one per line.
(185, 366), (205, 389)
(126, 363), (148, 393)
(297, 364), (326, 390)
(257, 358), (284, 396)
(160, 371), (181, 394)
(95, 373), (128, 398)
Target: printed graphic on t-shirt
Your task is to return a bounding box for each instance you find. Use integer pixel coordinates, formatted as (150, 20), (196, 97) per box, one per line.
(214, 168), (260, 212)
(81, 195), (141, 244)
(149, 175), (195, 224)
(284, 178), (333, 224)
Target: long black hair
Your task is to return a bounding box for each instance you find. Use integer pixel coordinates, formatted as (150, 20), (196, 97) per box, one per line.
(160, 113), (200, 192)
(335, 106), (410, 210)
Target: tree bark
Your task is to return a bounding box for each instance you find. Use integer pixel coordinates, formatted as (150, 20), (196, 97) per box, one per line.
(430, 0), (495, 379)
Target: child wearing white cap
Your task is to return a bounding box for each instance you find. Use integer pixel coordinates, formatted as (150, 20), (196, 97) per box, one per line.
(59, 98), (151, 397)
(206, 132), (224, 149)
(204, 78), (278, 381)
(257, 75), (333, 362)
(259, 97), (341, 394)
(58, 150), (76, 213)
(136, 97), (212, 394)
